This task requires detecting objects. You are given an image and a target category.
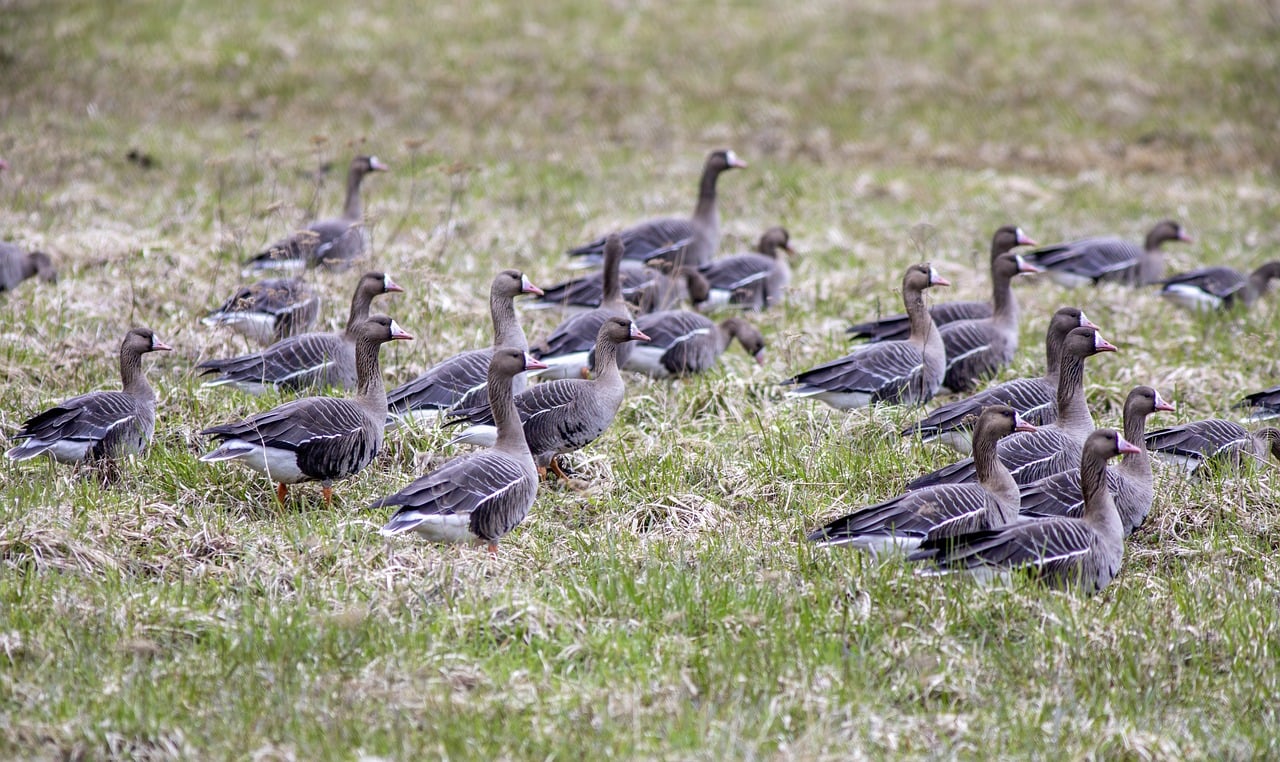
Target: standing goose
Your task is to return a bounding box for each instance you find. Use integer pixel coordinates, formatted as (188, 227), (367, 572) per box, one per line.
(1020, 386), (1175, 535)
(846, 226), (1035, 342)
(909, 429), (1139, 594)
(905, 327), (1117, 490)
(376, 349), (546, 552)
(197, 271), (402, 394)
(1025, 219), (1193, 287)
(567, 149), (747, 269)
(937, 252), (1041, 392)
(1144, 419), (1280, 474)
(625, 312), (765, 378)
(808, 406), (1036, 553)
(6, 328), (171, 466)
(696, 226), (794, 311)
(532, 234), (634, 380)
(387, 270), (542, 423)
(1159, 261), (1280, 312)
(0, 242), (57, 292)
(448, 317), (650, 480)
(903, 307), (1097, 453)
(200, 315), (412, 506)
(202, 277), (321, 346)
(1238, 385), (1280, 422)
(245, 155), (389, 272)
(781, 263), (949, 410)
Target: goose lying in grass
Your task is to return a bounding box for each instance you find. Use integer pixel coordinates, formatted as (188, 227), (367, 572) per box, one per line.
(1158, 261), (1280, 312)
(1024, 219), (1192, 287)
(1144, 419), (1280, 474)
(202, 277), (321, 346)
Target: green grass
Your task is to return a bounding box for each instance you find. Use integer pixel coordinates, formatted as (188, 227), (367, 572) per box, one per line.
(3, 0), (1280, 758)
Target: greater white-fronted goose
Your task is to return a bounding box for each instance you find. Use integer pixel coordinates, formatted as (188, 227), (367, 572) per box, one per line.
(202, 277), (321, 346)
(625, 312), (765, 377)
(1238, 385), (1280, 422)
(6, 328), (171, 466)
(696, 226), (793, 311)
(904, 307), (1097, 453)
(245, 155), (389, 272)
(808, 406), (1035, 553)
(1159, 261), (1280, 312)
(527, 261), (706, 316)
(197, 271), (402, 394)
(1025, 220), (1193, 287)
(781, 263), (949, 410)
(846, 226), (1035, 342)
(533, 234), (634, 380)
(387, 270), (542, 423)
(1144, 419), (1280, 474)
(376, 349), (546, 552)
(910, 428), (1138, 594)
(938, 252), (1041, 393)
(567, 150), (747, 269)
(200, 315), (411, 506)
(0, 242), (56, 292)
(1020, 386), (1175, 535)
(448, 316), (650, 480)
(905, 327), (1117, 490)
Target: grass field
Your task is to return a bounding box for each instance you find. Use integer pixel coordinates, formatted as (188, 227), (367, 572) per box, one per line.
(3, 0), (1280, 758)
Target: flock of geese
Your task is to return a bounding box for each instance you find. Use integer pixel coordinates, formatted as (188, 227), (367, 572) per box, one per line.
(4, 150), (1279, 595)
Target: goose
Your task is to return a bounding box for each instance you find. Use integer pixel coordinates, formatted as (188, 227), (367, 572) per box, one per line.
(245, 155), (388, 272)
(781, 263), (949, 410)
(625, 312), (765, 377)
(1237, 385), (1280, 422)
(846, 225), (1035, 342)
(909, 429), (1138, 594)
(0, 243), (56, 292)
(197, 271), (402, 394)
(376, 349), (546, 552)
(1020, 386), (1174, 535)
(903, 307), (1097, 453)
(387, 270), (542, 423)
(532, 234), (634, 380)
(808, 406), (1036, 553)
(696, 226), (793, 311)
(1159, 261), (1280, 312)
(6, 328), (171, 467)
(1024, 219), (1193, 287)
(905, 327), (1117, 490)
(448, 316), (650, 480)
(199, 315), (411, 506)
(202, 277), (321, 346)
(526, 261), (706, 315)
(938, 252), (1041, 393)
(567, 150), (747, 269)
(1144, 419), (1280, 474)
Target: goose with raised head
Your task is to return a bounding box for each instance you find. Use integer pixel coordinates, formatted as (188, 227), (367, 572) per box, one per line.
(197, 271), (402, 393)
(781, 263), (949, 410)
(0, 242), (56, 292)
(532, 234), (635, 380)
(1025, 219), (1192, 287)
(1159, 261), (1280, 312)
(1144, 419), (1280, 474)
(938, 252), (1041, 392)
(202, 277), (321, 346)
(625, 312), (765, 377)
(200, 315), (411, 506)
(696, 226), (793, 311)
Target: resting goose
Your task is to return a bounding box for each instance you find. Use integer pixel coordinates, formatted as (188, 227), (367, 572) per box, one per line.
(910, 429), (1138, 594)
(905, 327), (1117, 490)
(846, 225), (1035, 343)
(903, 307), (1097, 453)
(808, 406), (1035, 553)
(1020, 386), (1174, 535)
(1159, 261), (1280, 312)
(1144, 419), (1280, 474)
(376, 349), (545, 552)
(245, 155), (388, 272)
(781, 263), (949, 410)
(6, 328), (171, 466)
(1238, 385), (1280, 422)
(1025, 219), (1193, 287)
(938, 252), (1041, 392)
(532, 234), (634, 380)
(696, 226), (793, 311)
(567, 149), (747, 269)
(525, 261), (662, 313)
(202, 277), (321, 346)
(625, 312), (765, 377)
(200, 315), (411, 506)
(387, 270), (542, 423)
(0, 243), (56, 292)
(197, 271), (402, 394)
(448, 317), (650, 480)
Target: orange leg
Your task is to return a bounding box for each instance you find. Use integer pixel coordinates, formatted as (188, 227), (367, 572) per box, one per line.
(322, 485), (333, 508)
(487, 541), (499, 555)
(276, 483), (288, 504)
(537, 465), (548, 480)
(579, 366), (592, 380)
(549, 457), (572, 482)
